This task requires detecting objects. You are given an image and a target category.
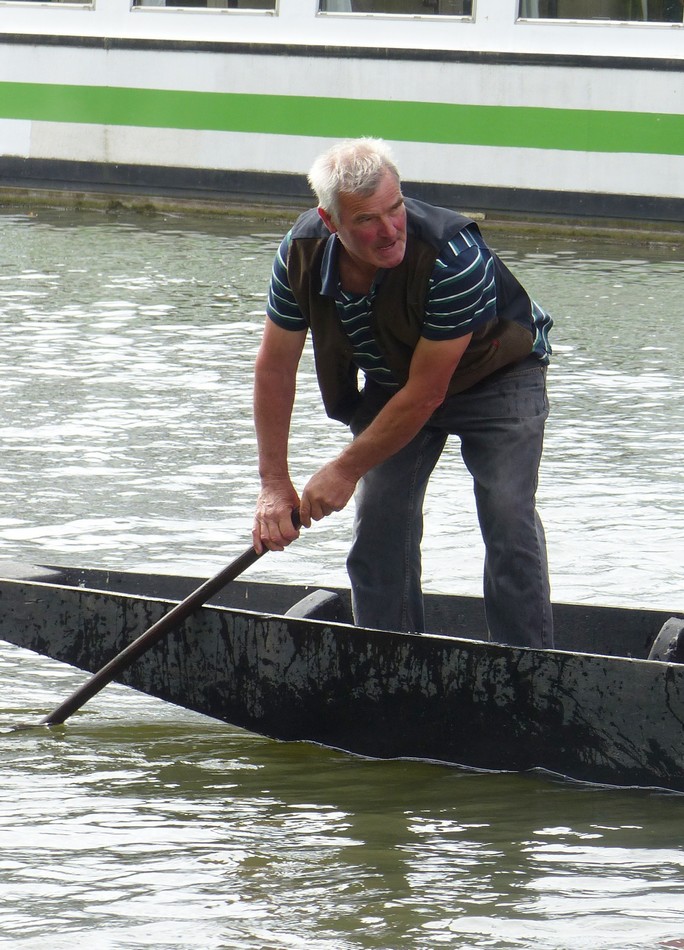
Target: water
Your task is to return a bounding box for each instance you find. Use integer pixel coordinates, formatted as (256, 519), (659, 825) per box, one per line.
(1, 208), (683, 949)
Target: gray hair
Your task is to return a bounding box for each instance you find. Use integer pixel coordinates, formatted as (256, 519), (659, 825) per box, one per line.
(307, 138), (401, 222)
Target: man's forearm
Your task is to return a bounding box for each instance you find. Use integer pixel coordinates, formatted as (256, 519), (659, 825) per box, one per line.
(334, 332), (473, 481)
(297, 382), (440, 524)
(254, 365), (296, 483)
(336, 383), (438, 481)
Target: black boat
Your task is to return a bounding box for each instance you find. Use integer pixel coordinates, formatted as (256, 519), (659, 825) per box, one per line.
(1, 560), (683, 792)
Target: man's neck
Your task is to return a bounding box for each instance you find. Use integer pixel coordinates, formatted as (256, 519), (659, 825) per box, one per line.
(338, 247), (377, 295)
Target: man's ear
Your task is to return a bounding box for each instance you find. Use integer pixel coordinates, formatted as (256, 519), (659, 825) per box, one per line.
(317, 207), (337, 234)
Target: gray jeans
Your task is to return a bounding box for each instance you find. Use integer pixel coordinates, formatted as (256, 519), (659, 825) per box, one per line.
(347, 359), (553, 649)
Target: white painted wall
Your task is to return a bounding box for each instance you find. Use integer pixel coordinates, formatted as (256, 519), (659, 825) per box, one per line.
(0, 0), (681, 58)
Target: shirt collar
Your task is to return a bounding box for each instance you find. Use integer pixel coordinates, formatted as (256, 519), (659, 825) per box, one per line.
(319, 233), (386, 298)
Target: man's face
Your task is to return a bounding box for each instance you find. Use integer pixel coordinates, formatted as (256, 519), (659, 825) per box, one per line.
(319, 169), (407, 275)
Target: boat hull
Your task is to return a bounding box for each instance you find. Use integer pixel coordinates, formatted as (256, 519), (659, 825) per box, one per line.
(1, 565), (683, 791)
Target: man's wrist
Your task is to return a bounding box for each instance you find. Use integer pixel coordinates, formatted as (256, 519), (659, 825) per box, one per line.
(259, 473), (292, 488)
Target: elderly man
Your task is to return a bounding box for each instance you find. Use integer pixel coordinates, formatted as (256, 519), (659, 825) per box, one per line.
(252, 138), (554, 649)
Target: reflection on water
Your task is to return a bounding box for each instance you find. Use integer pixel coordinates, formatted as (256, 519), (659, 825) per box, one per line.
(0, 211), (356, 591)
(1, 209), (684, 949)
(3, 644), (684, 950)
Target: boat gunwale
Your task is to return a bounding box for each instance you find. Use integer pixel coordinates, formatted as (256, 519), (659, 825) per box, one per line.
(0, 567), (682, 668)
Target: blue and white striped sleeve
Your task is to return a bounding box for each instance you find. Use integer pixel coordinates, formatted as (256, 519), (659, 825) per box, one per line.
(266, 231), (308, 332)
(423, 226), (497, 341)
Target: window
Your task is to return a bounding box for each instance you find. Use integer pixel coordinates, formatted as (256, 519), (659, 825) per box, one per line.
(133, 0), (275, 9)
(319, 1), (473, 15)
(518, 0), (683, 22)
(7, 0), (92, 5)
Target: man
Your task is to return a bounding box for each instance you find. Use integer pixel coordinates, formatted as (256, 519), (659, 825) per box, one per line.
(252, 138), (554, 649)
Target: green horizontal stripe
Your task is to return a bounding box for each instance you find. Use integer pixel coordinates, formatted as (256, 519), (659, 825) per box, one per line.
(1, 82), (682, 155)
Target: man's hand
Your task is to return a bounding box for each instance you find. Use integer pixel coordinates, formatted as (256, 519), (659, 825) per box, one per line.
(299, 459), (358, 527)
(253, 479), (301, 553)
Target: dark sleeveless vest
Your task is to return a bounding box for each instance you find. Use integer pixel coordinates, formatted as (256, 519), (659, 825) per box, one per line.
(287, 198), (535, 425)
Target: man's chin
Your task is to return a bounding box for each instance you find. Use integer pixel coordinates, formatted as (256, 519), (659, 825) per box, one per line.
(375, 245), (406, 269)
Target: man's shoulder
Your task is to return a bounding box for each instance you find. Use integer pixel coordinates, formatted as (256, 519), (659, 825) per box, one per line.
(290, 207), (328, 240)
(404, 197), (477, 250)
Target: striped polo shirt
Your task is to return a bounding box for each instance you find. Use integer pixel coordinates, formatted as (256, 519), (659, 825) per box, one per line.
(267, 223), (551, 391)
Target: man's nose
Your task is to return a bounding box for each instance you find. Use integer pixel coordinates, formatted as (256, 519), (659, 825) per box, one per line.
(378, 215), (397, 236)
